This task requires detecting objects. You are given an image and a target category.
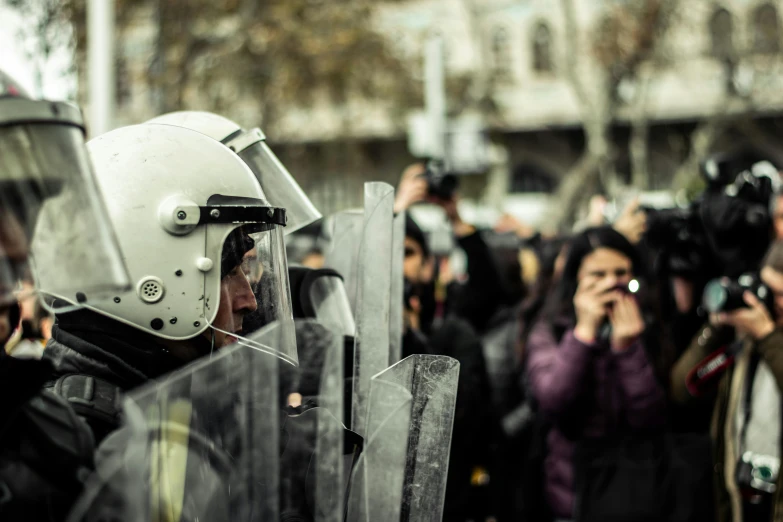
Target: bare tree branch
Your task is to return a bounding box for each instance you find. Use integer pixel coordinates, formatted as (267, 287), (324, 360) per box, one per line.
(559, 0), (590, 109)
(549, 0), (684, 228)
(629, 69), (652, 189)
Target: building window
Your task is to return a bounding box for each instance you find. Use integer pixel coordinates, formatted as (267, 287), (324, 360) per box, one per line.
(753, 3), (781, 53)
(491, 27), (512, 79)
(710, 8), (735, 59)
(532, 22), (553, 73)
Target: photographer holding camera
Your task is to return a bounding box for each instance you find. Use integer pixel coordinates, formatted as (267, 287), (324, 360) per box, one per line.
(672, 240), (783, 522)
(524, 226), (666, 521)
(394, 161), (507, 334)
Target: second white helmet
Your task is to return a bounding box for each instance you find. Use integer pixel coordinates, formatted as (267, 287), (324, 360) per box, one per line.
(146, 111), (321, 235)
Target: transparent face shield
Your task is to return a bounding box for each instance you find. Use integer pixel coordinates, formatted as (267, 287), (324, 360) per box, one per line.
(235, 137), (321, 235)
(205, 221), (298, 366)
(0, 102), (130, 310)
(308, 272), (356, 339)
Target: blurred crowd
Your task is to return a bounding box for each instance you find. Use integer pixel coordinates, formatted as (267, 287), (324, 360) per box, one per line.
(287, 150), (783, 522)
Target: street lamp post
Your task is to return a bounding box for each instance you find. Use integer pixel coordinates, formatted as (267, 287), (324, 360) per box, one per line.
(87, 0), (115, 137)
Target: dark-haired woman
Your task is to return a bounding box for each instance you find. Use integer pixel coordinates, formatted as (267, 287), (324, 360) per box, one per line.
(524, 226), (666, 521)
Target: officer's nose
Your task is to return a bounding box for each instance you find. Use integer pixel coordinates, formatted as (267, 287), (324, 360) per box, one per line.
(232, 274), (258, 314)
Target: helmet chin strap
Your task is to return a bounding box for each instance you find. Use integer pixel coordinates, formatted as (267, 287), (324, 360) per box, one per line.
(209, 327), (216, 358)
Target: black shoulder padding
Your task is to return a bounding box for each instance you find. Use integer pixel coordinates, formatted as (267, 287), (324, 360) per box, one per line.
(50, 374), (123, 444)
(19, 390), (96, 491)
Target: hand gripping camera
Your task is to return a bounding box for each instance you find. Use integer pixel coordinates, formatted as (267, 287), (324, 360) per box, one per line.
(420, 159), (459, 201)
(702, 273), (775, 318)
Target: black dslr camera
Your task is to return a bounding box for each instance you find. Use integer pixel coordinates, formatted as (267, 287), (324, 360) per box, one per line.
(644, 203), (709, 276)
(699, 153), (780, 277)
(644, 150), (780, 279)
(702, 273), (775, 317)
(421, 159), (459, 200)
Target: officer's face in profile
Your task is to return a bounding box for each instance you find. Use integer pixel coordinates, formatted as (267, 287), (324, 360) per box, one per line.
(208, 249), (260, 348)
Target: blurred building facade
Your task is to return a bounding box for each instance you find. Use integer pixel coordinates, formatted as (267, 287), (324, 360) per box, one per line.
(90, 0), (783, 225)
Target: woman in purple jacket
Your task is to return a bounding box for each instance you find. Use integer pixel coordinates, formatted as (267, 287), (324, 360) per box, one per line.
(524, 226), (666, 521)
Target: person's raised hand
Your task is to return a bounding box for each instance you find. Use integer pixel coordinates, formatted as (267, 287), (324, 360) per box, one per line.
(394, 163), (428, 214)
(613, 198), (647, 245)
(573, 277), (621, 344)
(433, 193), (475, 237)
(720, 291), (775, 341)
(608, 293), (645, 351)
(586, 195), (608, 227)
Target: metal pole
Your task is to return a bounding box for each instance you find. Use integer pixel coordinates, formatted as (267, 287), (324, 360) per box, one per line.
(87, 0), (115, 137)
(424, 35), (447, 162)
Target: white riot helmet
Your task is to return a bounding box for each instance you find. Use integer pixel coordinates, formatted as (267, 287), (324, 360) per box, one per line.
(146, 111), (321, 235)
(0, 69), (130, 309)
(78, 124), (297, 364)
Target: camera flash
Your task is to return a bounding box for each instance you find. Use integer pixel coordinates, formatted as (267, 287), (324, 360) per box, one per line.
(628, 279), (640, 294)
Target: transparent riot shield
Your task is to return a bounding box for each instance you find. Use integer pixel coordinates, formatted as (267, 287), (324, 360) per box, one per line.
(380, 355), (459, 521)
(346, 379), (413, 522)
(65, 396), (149, 522)
(255, 318), (351, 522)
(351, 182), (394, 439)
(346, 355), (460, 522)
(67, 341), (281, 522)
(323, 210), (364, 312)
(389, 210), (405, 365)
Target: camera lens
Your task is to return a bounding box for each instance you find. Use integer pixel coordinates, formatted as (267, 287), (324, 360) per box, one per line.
(703, 280), (728, 314)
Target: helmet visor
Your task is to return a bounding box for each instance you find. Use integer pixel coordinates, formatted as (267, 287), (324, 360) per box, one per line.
(205, 223), (297, 366)
(237, 139), (321, 235)
(0, 111), (130, 309)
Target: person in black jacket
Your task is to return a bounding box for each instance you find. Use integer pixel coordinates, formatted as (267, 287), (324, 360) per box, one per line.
(400, 213), (434, 358)
(440, 198), (509, 335)
(394, 194), (498, 520)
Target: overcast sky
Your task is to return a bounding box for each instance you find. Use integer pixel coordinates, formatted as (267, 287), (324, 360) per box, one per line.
(0, 4), (76, 100)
